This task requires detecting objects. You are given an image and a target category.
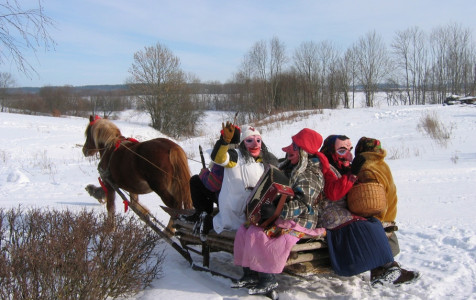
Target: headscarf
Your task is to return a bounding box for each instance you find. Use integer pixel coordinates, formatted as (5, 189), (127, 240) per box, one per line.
(355, 137), (384, 155)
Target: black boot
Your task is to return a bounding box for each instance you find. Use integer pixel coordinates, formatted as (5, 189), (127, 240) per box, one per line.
(231, 267), (259, 288)
(248, 272), (278, 295)
(393, 266), (421, 286)
(371, 261), (421, 287)
(370, 261), (401, 288)
(178, 211), (200, 223)
(194, 212), (213, 242)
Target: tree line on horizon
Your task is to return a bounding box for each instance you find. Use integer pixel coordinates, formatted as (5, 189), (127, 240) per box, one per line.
(1, 20), (475, 138)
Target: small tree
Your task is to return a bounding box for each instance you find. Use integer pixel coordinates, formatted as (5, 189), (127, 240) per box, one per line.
(128, 42), (201, 138)
(354, 31), (393, 107)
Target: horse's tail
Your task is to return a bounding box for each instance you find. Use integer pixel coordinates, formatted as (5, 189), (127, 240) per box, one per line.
(169, 145), (193, 209)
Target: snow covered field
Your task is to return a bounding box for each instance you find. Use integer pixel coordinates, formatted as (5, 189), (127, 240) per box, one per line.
(1, 99), (475, 299)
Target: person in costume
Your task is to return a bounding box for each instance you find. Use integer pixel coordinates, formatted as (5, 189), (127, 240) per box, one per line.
(181, 162), (223, 227)
(354, 136), (420, 284)
(233, 128), (327, 296)
(197, 122), (278, 239)
(180, 125), (241, 230)
(319, 135), (418, 287)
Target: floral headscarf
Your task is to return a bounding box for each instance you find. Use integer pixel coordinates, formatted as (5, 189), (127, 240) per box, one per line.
(355, 137), (384, 155)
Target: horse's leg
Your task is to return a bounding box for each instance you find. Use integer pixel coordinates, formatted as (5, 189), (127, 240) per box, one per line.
(157, 190), (178, 209)
(105, 189), (116, 229)
(129, 193), (150, 215)
(165, 218), (175, 236)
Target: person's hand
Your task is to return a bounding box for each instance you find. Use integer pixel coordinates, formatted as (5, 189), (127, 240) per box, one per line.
(230, 125), (241, 144)
(351, 154), (366, 175)
(259, 203), (276, 221)
(221, 121), (235, 144)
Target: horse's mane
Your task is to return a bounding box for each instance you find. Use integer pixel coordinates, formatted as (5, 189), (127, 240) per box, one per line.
(89, 119), (122, 149)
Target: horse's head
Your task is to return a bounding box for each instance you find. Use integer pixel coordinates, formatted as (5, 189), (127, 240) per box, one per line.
(82, 115), (121, 157)
(82, 115), (100, 157)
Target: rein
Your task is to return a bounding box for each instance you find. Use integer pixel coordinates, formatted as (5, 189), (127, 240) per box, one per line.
(87, 143), (202, 166)
(104, 138), (188, 183)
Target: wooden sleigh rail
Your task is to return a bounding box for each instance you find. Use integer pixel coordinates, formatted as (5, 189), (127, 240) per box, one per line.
(172, 218), (332, 275)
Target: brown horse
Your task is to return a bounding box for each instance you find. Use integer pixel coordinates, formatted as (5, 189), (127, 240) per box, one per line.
(82, 115), (192, 220)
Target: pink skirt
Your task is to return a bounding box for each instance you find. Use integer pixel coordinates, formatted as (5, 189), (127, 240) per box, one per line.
(234, 220), (325, 274)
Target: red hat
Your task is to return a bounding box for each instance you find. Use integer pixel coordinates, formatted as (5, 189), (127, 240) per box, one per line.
(282, 128), (329, 174)
(291, 128), (323, 155)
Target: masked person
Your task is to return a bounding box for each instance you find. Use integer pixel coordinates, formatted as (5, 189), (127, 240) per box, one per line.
(319, 135), (418, 287)
(233, 128), (327, 296)
(196, 123), (278, 240)
(180, 125), (241, 232)
(354, 136), (420, 285)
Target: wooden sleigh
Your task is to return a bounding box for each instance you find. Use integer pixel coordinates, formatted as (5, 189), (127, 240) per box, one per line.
(115, 178), (395, 279)
(166, 164), (332, 275)
(109, 155), (399, 281)
(103, 172), (330, 280)
(169, 215), (331, 275)
(167, 210), (397, 276)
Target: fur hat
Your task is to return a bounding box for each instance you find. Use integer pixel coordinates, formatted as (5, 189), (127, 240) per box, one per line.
(240, 126), (261, 143)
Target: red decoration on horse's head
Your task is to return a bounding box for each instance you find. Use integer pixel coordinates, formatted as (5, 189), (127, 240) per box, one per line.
(90, 115), (101, 126)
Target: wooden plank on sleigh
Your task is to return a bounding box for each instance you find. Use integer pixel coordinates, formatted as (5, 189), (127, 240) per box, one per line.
(286, 249), (329, 266)
(173, 219), (236, 240)
(172, 218), (332, 274)
(290, 240), (327, 252)
(173, 219), (327, 252)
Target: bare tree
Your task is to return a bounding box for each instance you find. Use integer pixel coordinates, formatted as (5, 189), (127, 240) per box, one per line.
(292, 41), (340, 109)
(445, 24), (473, 96)
(428, 23), (476, 103)
(269, 36), (287, 108)
(354, 31), (393, 107)
(336, 47), (358, 108)
(247, 39), (268, 113)
(316, 41), (340, 108)
(0, 0), (55, 76)
(128, 42), (201, 138)
(293, 41), (321, 108)
(230, 59), (257, 124)
(0, 72), (15, 112)
(391, 26), (429, 105)
(242, 36), (288, 114)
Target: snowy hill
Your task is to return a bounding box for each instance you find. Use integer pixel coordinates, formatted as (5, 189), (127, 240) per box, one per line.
(1, 102), (475, 299)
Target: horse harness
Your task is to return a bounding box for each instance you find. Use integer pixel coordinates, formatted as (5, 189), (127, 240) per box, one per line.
(97, 137), (140, 211)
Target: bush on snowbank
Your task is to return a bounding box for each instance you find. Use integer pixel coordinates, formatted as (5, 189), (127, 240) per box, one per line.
(0, 207), (163, 300)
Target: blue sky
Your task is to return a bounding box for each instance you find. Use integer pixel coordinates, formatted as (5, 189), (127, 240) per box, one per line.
(6, 0), (476, 87)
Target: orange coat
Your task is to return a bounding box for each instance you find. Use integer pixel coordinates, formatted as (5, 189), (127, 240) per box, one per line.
(357, 149), (397, 222)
